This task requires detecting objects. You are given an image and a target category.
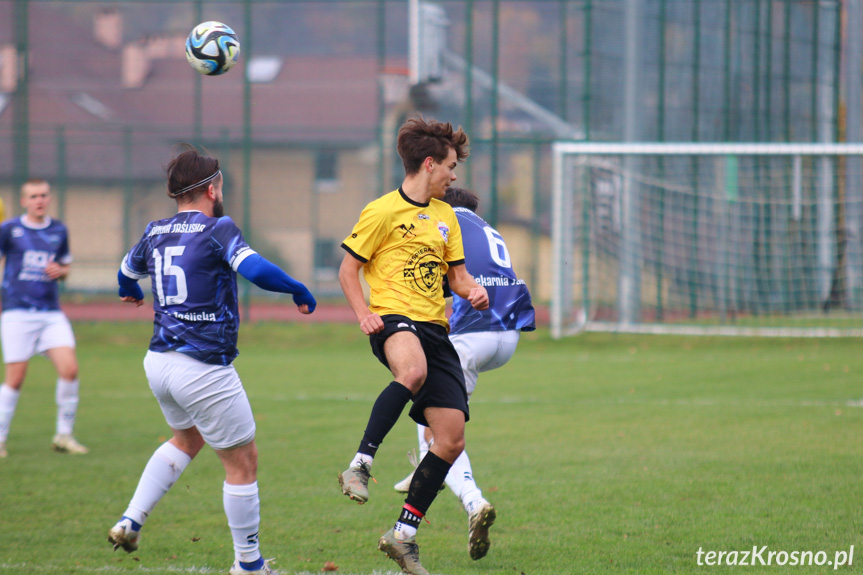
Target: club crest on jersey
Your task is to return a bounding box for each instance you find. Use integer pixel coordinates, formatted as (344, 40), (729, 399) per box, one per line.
(437, 222), (450, 243)
(403, 246), (443, 295)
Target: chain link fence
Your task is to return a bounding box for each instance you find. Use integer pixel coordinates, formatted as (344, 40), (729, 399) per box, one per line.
(0, 0), (849, 304)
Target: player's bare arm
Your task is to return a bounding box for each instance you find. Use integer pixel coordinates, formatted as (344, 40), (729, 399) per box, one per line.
(339, 252), (384, 335)
(447, 264), (489, 310)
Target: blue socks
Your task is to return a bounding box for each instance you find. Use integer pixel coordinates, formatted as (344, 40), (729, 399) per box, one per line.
(239, 557), (264, 571)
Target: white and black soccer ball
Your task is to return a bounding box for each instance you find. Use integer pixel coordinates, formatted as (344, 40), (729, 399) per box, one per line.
(185, 21), (240, 76)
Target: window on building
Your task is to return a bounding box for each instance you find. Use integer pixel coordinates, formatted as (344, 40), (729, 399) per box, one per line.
(315, 149), (339, 192)
(314, 238), (341, 280)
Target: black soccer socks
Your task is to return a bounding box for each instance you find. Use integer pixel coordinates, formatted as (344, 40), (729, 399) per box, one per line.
(357, 381), (413, 457)
(406, 450), (452, 514)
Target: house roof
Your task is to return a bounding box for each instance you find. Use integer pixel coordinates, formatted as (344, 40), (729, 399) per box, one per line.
(0, 4), (390, 181)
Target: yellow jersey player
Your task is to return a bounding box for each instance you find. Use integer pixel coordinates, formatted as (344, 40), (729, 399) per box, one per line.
(338, 115), (489, 575)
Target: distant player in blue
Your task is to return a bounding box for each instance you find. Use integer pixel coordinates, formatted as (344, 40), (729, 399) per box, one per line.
(0, 179), (88, 458)
(394, 187), (535, 561)
(107, 145), (316, 575)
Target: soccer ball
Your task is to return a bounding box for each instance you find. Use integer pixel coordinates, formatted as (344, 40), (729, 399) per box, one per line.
(185, 21), (240, 76)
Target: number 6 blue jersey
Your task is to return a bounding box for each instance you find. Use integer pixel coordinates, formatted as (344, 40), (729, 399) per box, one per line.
(121, 211), (256, 365)
(449, 207), (535, 334)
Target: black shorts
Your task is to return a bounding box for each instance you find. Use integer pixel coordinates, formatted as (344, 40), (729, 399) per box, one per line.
(370, 314), (469, 427)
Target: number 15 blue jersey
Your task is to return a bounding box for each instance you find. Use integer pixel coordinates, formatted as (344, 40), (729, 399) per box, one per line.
(120, 211), (257, 366)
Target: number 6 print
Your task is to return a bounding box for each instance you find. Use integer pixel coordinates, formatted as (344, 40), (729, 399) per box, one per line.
(483, 226), (511, 269)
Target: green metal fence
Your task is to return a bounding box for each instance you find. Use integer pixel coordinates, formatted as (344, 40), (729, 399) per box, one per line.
(0, 0), (850, 304)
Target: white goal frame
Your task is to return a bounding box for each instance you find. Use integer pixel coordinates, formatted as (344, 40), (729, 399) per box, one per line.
(551, 141), (863, 339)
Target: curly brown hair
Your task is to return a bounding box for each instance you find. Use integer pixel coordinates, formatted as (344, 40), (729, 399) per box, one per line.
(165, 143), (221, 202)
(397, 114), (470, 176)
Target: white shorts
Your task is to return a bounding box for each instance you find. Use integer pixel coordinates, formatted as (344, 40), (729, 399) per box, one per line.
(449, 330), (521, 399)
(143, 350), (256, 450)
(1, 310), (76, 364)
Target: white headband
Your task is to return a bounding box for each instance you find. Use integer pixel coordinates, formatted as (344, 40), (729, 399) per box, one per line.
(170, 170), (221, 197)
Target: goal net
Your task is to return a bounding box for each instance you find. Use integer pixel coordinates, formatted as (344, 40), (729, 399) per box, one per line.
(551, 142), (863, 338)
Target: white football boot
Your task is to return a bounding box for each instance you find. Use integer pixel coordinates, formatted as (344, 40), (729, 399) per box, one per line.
(467, 498), (497, 560)
(108, 517), (140, 552)
(52, 434), (89, 454)
(378, 528), (429, 575)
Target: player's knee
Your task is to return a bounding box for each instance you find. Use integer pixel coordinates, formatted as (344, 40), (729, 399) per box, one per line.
(400, 365), (427, 389)
(53, 353), (78, 380)
(5, 363), (28, 388)
(60, 365), (78, 381)
(4, 374), (25, 389)
(450, 437), (465, 458)
(434, 435), (465, 462)
(183, 438), (206, 457)
(172, 431), (205, 457)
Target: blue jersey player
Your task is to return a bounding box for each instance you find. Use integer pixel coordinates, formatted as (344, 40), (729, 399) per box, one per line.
(394, 187), (535, 561)
(107, 145), (316, 575)
(0, 179), (88, 458)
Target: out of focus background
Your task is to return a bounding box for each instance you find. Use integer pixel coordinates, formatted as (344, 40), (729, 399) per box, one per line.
(0, 1), (861, 334)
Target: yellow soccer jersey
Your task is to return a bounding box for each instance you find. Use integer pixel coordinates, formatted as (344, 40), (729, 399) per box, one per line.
(342, 188), (465, 328)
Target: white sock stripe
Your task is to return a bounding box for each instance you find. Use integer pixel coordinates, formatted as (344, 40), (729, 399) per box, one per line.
(223, 481), (259, 497)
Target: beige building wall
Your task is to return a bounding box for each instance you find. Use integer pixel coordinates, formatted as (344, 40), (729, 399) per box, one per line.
(228, 146), (381, 291)
(63, 186), (125, 291)
(497, 223), (552, 302)
(0, 147), (557, 305)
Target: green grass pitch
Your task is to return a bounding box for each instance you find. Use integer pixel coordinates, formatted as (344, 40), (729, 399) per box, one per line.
(0, 322), (861, 574)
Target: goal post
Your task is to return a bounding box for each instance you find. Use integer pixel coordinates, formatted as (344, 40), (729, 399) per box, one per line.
(551, 142), (863, 338)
